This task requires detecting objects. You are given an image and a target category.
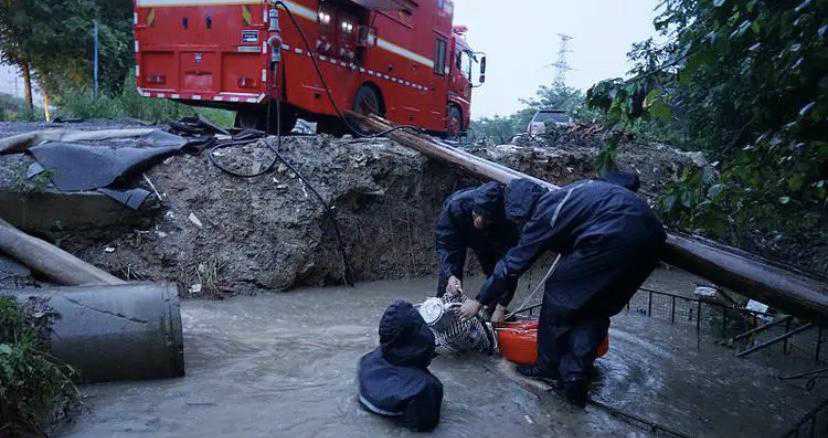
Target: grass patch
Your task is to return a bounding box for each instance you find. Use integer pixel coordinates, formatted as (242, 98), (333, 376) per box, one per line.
(57, 87), (234, 127)
(56, 71), (235, 127)
(0, 296), (80, 436)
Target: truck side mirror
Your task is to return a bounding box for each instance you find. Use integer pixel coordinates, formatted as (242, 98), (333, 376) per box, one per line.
(479, 56), (487, 84)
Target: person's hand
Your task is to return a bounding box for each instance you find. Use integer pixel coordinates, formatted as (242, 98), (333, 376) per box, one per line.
(445, 276), (463, 297)
(490, 304), (508, 323)
(457, 298), (482, 321)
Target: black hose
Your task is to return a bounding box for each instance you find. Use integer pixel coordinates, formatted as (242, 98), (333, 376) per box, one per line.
(273, 1), (424, 139)
(209, 1), (452, 286)
(209, 81), (354, 286)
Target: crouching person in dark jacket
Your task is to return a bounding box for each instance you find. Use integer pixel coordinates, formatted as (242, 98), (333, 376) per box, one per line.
(458, 172), (666, 408)
(358, 300), (443, 432)
(436, 180), (545, 322)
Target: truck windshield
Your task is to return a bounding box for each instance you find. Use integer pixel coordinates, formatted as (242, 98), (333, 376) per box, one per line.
(457, 51), (473, 80)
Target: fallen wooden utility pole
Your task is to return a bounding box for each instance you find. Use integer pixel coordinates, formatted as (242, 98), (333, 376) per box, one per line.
(0, 217), (125, 285)
(355, 113), (828, 323)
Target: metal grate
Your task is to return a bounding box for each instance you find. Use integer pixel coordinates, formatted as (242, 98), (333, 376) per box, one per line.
(508, 257), (827, 437)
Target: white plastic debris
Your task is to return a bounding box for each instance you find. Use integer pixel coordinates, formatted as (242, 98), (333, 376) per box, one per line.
(746, 300), (769, 314)
(189, 212), (204, 229)
(694, 286), (718, 298)
(104, 246), (115, 253)
(189, 284), (203, 294)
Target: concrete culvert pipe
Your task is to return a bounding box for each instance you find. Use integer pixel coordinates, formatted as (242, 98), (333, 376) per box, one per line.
(2, 282), (185, 383)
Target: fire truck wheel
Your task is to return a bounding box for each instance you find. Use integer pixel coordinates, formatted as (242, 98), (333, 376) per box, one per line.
(235, 108), (297, 134)
(353, 85), (385, 116)
(234, 109), (266, 131)
(275, 110), (298, 134)
(447, 105), (463, 137)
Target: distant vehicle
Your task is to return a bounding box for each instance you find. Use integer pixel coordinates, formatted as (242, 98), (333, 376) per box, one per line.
(527, 110), (573, 136)
(133, 0), (486, 136)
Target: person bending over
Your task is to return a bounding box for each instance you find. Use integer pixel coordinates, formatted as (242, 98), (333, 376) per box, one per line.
(459, 172), (665, 407)
(435, 179), (545, 322)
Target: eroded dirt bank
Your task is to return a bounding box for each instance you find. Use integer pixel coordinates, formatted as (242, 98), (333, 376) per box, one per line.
(0, 120), (703, 296)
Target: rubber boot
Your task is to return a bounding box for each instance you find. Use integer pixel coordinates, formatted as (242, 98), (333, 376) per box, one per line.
(563, 379), (589, 409)
(516, 365), (561, 382)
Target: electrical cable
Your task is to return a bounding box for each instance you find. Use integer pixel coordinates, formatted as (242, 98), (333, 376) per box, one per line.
(208, 58), (354, 285)
(209, 0), (469, 285)
(779, 367), (828, 392)
(273, 1), (433, 139)
(586, 397), (692, 438)
(505, 254), (562, 321)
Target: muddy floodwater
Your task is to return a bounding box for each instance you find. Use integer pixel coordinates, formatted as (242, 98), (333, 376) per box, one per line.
(63, 271), (821, 437)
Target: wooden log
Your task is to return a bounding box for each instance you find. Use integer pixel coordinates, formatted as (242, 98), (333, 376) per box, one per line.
(0, 217), (125, 286)
(663, 233), (828, 323)
(355, 113), (828, 323)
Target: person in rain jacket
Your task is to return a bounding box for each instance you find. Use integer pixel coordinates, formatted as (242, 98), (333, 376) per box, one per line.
(458, 171), (665, 407)
(357, 300), (443, 432)
(435, 180), (546, 322)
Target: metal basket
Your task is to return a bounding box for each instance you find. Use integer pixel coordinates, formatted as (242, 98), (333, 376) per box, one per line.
(416, 296), (496, 355)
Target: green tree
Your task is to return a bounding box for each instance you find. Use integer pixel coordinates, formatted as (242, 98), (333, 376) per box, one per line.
(586, 0), (827, 268)
(0, 0), (134, 110)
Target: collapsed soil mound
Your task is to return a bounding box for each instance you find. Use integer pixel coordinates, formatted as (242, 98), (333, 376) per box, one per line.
(57, 136), (454, 295)
(0, 123), (702, 296)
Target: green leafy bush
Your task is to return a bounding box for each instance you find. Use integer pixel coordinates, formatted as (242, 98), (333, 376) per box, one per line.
(0, 297), (79, 436)
(586, 0), (827, 270)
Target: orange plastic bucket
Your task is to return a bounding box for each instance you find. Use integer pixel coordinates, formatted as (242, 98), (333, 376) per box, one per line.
(496, 320), (609, 366)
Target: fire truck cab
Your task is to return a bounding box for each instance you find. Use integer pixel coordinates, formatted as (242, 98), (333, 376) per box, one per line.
(133, 0), (486, 136)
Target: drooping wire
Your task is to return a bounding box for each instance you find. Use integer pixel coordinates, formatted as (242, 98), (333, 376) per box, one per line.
(208, 77), (353, 286)
(779, 367), (828, 392)
(273, 1), (428, 139)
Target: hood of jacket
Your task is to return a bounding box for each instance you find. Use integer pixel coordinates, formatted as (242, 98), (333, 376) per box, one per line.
(379, 300), (436, 368)
(599, 170), (641, 193)
(471, 181), (504, 221)
(504, 178), (547, 225)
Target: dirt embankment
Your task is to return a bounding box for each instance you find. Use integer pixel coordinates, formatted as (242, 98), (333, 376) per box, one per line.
(0, 122), (701, 296)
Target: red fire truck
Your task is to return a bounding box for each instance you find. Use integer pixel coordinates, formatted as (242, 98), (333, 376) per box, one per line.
(133, 0), (486, 136)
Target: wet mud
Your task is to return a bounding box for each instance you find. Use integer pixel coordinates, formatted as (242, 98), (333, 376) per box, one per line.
(62, 272), (821, 437)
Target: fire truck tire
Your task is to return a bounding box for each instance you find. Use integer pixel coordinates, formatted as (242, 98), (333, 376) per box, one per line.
(276, 110), (298, 134)
(447, 105), (463, 136)
(353, 84), (385, 116)
(234, 109), (266, 131)
(234, 108), (297, 134)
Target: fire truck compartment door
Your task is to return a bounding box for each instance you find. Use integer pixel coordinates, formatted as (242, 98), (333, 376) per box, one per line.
(180, 51), (217, 92)
(337, 0), (417, 11)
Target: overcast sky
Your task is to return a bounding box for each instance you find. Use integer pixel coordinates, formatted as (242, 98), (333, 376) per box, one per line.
(453, 0), (660, 118)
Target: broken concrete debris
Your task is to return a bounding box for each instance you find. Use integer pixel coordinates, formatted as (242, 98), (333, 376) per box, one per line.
(188, 212), (204, 229)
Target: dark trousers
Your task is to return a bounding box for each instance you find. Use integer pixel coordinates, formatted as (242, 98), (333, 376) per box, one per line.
(534, 240), (661, 382)
(536, 313), (610, 382)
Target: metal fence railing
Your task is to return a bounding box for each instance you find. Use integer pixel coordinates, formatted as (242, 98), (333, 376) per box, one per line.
(510, 271), (828, 438)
